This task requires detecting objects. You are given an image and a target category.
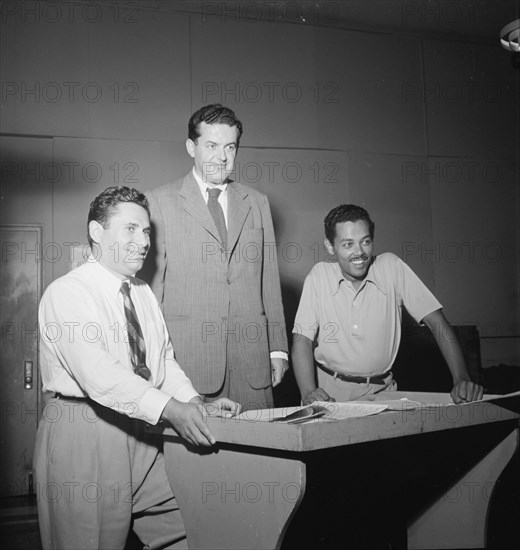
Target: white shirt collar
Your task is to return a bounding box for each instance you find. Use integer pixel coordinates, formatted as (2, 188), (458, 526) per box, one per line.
(87, 255), (137, 299)
(192, 167), (228, 198)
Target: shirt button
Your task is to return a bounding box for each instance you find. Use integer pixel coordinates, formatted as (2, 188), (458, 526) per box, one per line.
(353, 301), (357, 306)
(353, 324), (358, 330)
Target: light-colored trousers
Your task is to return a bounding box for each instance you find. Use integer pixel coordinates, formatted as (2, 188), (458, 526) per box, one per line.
(34, 397), (186, 550)
(317, 368), (397, 402)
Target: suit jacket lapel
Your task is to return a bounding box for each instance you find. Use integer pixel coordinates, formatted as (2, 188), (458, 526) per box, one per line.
(227, 183), (250, 255)
(179, 172), (222, 244)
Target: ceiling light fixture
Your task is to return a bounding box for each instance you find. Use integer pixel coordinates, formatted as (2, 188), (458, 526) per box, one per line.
(500, 18), (520, 52)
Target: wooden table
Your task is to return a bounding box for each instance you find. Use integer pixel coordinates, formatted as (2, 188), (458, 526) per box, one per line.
(163, 391), (520, 549)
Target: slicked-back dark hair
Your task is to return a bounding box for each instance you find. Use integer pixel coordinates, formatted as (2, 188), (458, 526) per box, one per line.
(87, 186), (150, 247)
(324, 204), (375, 244)
(188, 103), (243, 144)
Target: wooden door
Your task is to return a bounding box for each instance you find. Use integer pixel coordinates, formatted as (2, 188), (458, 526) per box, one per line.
(0, 225), (42, 496)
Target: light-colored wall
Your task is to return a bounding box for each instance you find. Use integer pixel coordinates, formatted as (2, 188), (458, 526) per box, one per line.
(1, 1), (518, 367)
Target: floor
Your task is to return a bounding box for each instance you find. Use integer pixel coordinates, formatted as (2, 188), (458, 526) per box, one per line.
(1, 451), (518, 550)
(0, 495), (141, 549)
(0, 495), (41, 549)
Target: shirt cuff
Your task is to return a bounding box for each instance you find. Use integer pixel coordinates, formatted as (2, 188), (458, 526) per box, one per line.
(140, 386), (200, 425)
(270, 351), (288, 361)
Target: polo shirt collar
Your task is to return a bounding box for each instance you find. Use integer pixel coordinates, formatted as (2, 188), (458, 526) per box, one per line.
(331, 256), (387, 295)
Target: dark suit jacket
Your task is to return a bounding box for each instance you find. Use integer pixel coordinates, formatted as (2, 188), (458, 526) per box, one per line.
(146, 171), (288, 394)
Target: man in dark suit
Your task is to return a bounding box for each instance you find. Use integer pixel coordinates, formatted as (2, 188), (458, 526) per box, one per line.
(146, 104), (288, 411)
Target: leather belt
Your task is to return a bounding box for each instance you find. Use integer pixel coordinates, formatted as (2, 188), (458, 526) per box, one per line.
(55, 392), (88, 401)
(317, 363), (391, 385)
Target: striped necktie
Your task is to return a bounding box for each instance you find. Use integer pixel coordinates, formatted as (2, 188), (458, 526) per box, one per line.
(120, 282), (151, 381)
(207, 187), (227, 250)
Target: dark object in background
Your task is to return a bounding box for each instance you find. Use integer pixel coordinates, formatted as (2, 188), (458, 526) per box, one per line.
(392, 309), (482, 392)
(481, 363), (520, 395)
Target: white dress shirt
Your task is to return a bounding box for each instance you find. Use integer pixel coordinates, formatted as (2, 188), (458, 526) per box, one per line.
(39, 258), (199, 425)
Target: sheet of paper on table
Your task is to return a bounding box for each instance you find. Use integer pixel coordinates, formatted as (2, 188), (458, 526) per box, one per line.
(358, 390), (520, 409)
(346, 398), (424, 410)
(235, 401), (389, 423)
(477, 389), (520, 402)
(234, 391), (520, 424)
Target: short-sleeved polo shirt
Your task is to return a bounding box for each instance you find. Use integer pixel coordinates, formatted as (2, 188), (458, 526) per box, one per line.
(293, 253), (441, 376)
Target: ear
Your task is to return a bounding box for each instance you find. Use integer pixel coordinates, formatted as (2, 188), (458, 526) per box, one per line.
(186, 138), (195, 159)
(89, 220), (104, 245)
(324, 239), (335, 255)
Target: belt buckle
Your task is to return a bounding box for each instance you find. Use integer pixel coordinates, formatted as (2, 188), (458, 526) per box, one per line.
(333, 371), (338, 380)
(365, 376), (370, 385)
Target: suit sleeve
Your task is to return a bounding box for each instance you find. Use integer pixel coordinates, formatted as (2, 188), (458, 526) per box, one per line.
(259, 194), (288, 354)
(292, 269), (319, 342)
(146, 190), (167, 308)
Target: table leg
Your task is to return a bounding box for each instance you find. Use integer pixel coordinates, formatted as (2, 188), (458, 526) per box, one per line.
(164, 437), (306, 549)
(408, 428), (519, 549)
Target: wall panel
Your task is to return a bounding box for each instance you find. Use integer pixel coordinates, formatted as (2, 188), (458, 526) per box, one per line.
(315, 28), (426, 155)
(423, 40), (518, 158)
(190, 18), (319, 148)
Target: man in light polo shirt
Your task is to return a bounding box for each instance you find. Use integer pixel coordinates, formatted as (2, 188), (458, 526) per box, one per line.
(292, 203), (484, 405)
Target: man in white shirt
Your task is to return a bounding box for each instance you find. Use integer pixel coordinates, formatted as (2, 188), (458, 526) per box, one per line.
(34, 186), (239, 550)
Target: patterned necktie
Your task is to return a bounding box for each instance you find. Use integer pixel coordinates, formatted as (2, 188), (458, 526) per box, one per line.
(207, 187), (227, 250)
(120, 282), (151, 381)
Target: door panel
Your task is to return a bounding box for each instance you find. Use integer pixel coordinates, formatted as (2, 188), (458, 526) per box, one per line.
(0, 226), (41, 496)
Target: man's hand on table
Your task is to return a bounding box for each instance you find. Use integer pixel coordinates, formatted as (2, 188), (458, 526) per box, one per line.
(203, 397), (241, 419)
(302, 387), (336, 406)
(451, 380), (484, 404)
(161, 397), (217, 446)
(161, 395), (240, 447)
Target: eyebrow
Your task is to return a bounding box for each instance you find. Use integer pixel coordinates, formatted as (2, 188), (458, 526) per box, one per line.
(126, 221), (151, 230)
(339, 235), (371, 243)
(205, 139), (236, 146)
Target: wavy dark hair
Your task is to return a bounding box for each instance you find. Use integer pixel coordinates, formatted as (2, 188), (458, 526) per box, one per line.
(188, 103), (243, 144)
(87, 186), (149, 247)
(324, 204), (375, 244)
